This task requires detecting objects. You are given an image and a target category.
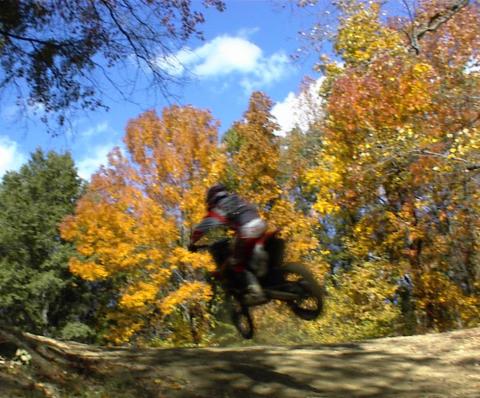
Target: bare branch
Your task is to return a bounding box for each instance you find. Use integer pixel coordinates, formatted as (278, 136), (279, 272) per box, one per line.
(408, 0), (470, 54)
(413, 150), (480, 173)
(0, 0), (224, 133)
(0, 29), (60, 48)
(402, 0), (416, 22)
(466, 164), (480, 171)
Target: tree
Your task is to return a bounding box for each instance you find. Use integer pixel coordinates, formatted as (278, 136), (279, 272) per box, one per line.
(226, 91), (282, 208)
(0, 0), (224, 128)
(224, 91), (321, 264)
(61, 106), (226, 344)
(304, 0), (480, 333)
(222, 92), (328, 340)
(0, 149), (95, 339)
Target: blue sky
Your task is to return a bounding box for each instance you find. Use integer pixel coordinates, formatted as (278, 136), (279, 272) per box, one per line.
(0, 1), (327, 180)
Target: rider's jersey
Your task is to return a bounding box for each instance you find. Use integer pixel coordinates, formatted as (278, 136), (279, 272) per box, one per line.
(191, 194), (261, 243)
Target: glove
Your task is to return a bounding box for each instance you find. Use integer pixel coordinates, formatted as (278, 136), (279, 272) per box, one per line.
(211, 270), (221, 280)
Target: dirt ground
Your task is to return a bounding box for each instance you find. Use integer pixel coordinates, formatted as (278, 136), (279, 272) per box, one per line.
(122, 327), (480, 398)
(1, 327), (479, 397)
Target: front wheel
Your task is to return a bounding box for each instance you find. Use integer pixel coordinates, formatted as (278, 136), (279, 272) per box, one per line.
(229, 298), (254, 339)
(281, 263), (325, 320)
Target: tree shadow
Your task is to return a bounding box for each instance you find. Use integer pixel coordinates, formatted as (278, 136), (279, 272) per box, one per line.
(100, 339), (471, 398)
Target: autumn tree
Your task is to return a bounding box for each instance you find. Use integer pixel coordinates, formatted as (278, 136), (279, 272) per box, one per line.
(304, 0), (480, 333)
(61, 106), (225, 344)
(221, 92), (328, 341)
(0, 0), (224, 128)
(224, 91), (320, 264)
(224, 91), (282, 208)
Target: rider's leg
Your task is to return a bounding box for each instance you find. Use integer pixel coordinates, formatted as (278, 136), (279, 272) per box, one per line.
(233, 236), (266, 304)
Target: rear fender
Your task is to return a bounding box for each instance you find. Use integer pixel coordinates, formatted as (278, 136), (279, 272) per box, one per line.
(264, 234), (285, 269)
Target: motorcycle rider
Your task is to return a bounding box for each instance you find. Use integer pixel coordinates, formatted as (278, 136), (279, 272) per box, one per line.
(189, 184), (268, 304)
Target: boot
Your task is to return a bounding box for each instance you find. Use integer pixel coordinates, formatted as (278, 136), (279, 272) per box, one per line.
(243, 270), (267, 305)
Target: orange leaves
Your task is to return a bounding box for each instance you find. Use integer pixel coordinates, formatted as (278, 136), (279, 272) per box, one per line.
(124, 107), (226, 238)
(62, 106), (225, 343)
(229, 92), (281, 208)
(302, 0), (480, 334)
(327, 57), (438, 138)
(125, 107), (222, 190)
(416, 0), (480, 70)
(68, 258), (109, 281)
(61, 177), (174, 281)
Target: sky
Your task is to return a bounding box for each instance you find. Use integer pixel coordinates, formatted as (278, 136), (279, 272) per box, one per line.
(0, 1), (380, 180)
(0, 1), (334, 180)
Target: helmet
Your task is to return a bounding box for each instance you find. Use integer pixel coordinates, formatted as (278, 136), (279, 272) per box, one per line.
(206, 184), (228, 208)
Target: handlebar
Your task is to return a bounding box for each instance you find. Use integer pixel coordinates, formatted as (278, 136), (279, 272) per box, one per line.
(189, 238), (231, 253)
(188, 244), (210, 252)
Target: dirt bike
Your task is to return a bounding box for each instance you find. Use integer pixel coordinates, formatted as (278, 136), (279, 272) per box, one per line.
(192, 231), (325, 339)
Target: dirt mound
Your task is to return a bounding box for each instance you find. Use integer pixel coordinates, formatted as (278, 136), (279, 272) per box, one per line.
(1, 327), (479, 397)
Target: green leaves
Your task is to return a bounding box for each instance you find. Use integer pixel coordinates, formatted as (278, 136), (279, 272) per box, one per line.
(0, 149), (92, 336)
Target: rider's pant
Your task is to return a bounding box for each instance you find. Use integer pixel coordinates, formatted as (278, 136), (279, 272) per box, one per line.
(231, 218), (267, 273)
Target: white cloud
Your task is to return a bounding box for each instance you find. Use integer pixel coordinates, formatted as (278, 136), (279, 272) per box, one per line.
(80, 121), (110, 138)
(193, 36), (262, 77)
(77, 144), (114, 180)
(0, 136), (27, 177)
(240, 52), (291, 93)
(465, 57), (480, 74)
(272, 92), (299, 135)
(159, 35), (292, 90)
(236, 27), (260, 39)
(272, 78), (325, 136)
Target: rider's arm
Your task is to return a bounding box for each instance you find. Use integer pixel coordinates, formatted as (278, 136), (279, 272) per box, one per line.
(190, 214), (225, 244)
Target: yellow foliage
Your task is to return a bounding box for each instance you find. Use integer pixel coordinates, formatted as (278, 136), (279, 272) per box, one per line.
(335, 1), (404, 65)
(103, 312), (145, 345)
(168, 247), (216, 272)
(61, 106), (225, 343)
(416, 271), (480, 330)
(120, 282), (158, 309)
(68, 257), (109, 281)
(268, 199), (318, 263)
(159, 281), (213, 316)
(305, 150), (345, 216)
(303, 0), (480, 336)
(229, 92), (281, 208)
(298, 261), (401, 343)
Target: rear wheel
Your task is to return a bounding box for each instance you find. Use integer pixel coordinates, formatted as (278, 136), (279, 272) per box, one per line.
(281, 263), (324, 320)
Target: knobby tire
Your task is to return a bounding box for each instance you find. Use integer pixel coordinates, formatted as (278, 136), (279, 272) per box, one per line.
(282, 263), (324, 321)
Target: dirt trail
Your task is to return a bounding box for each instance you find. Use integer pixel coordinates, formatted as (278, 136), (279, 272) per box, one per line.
(118, 327), (480, 397)
(1, 327), (479, 397)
